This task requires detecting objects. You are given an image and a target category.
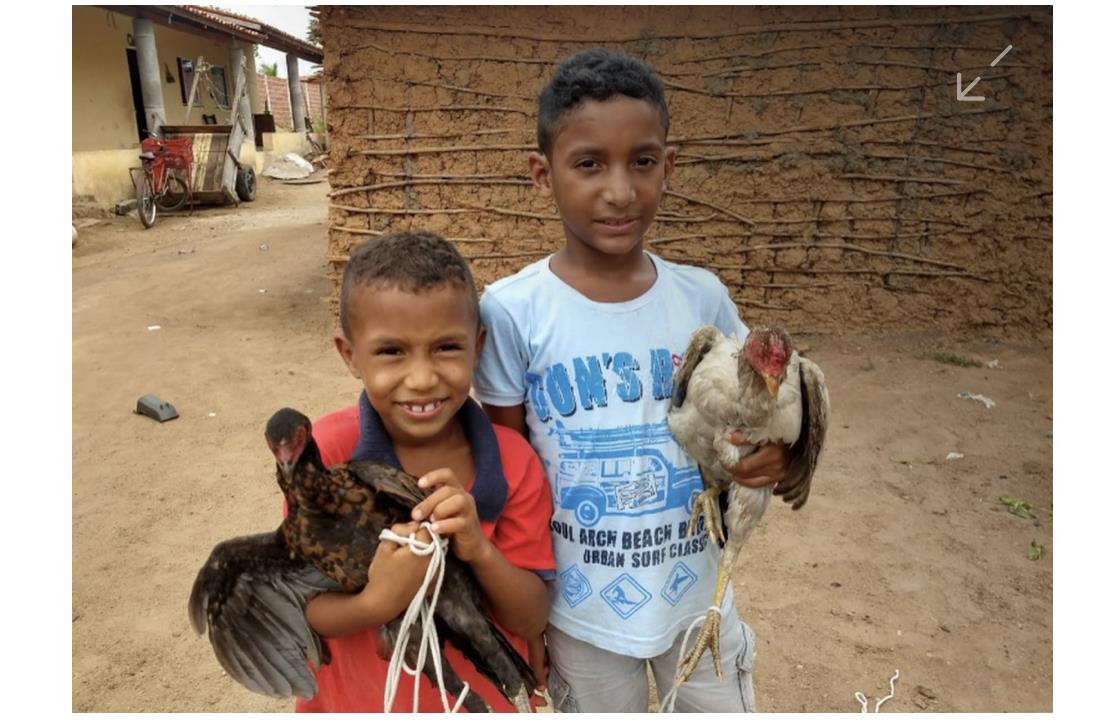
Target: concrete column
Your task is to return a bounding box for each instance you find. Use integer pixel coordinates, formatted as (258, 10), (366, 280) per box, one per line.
(286, 53), (306, 132)
(244, 43), (261, 116)
(133, 18), (166, 136)
(229, 40), (255, 141)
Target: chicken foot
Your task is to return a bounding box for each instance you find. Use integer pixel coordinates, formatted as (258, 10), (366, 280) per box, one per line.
(675, 563), (731, 684)
(687, 482), (725, 546)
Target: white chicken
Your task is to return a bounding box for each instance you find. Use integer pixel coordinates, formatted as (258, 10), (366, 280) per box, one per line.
(667, 325), (830, 684)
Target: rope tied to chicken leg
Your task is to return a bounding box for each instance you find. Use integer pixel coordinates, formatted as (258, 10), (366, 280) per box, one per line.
(657, 605), (724, 713)
(380, 523), (473, 713)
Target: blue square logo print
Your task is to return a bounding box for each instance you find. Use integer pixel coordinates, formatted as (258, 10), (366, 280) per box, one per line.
(600, 574), (651, 619)
(559, 565), (592, 608)
(660, 562), (698, 606)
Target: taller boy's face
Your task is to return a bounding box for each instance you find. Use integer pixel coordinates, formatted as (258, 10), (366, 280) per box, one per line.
(336, 283), (482, 449)
(531, 96), (675, 259)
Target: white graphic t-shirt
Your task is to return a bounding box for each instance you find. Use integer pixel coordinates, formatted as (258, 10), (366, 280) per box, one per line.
(474, 253), (749, 657)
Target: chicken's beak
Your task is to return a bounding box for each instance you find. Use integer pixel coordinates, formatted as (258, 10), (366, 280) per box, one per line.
(763, 374), (780, 397)
(279, 459), (295, 485)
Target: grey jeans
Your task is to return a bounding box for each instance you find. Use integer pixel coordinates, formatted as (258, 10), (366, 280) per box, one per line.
(545, 608), (757, 713)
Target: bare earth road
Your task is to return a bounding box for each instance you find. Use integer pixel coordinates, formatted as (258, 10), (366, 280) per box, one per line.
(72, 177), (1051, 712)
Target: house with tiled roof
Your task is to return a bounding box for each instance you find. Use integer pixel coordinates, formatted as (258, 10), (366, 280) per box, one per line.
(73, 5), (325, 208)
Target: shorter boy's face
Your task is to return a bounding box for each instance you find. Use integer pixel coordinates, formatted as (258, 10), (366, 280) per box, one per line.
(336, 283), (483, 449)
(531, 96), (675, 259)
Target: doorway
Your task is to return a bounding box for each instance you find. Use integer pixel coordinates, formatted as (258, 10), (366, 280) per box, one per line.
(126, 48), (148, 142)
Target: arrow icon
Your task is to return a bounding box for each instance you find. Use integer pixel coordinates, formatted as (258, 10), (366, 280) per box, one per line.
(956, 44), (1013, 102)
(956, 73), (984, 102)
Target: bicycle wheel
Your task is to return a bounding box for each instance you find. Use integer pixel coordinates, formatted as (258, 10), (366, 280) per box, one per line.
(138, 173), (157, 228)
(156, 173), (190, 212)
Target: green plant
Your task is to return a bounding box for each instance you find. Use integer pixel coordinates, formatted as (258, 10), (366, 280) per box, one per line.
(998, 496), (1037, 519)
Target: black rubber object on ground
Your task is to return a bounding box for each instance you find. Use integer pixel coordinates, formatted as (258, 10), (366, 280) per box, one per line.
(136, 394), (179, 422)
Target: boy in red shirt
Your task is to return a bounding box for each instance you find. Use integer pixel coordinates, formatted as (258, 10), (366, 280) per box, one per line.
(294, 230), (555, 712)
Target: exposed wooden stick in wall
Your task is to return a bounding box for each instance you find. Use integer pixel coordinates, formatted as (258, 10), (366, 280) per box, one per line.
(673, 42), (1011, 67)
(863, 138), (1009, 157)
(340, 103), (532, 115)
(330, 178), (532, 199)
(863, 152), (1014, 174)
(677, 74), (1013, 99)
(357, 127), (532, 141)
(649, 227), (978, 246)
(672, 106), (1010, 143)
(664, 190), (755, 226)
(370, 171), (529, 181)
(468, 251), (553, 260)
(679, 83), (888, 98)
(330, 204), (561, 220)
(854, 59), (1031, 73)
(672, 44), (824, 65)
(385, 78), (535, 100)
(353, 42), (560, 65)
(736, 242), (970, 269)
(702, 265), (989, 281)
(724, 298), (794, 311)
(326, 237), (555, 255)
(343, 11), (1038, 44)
(840, 173), (965, 186)
(731, 281), (874, 289)
(331, 204), (716, 224)
(647, 239), (971, 270)
(328, 226), (384, 237)
(354, 143), (535, 156)
(718, 190), (988, 204)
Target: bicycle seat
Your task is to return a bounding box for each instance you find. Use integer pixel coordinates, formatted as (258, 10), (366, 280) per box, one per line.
(139, 151), (156, 161)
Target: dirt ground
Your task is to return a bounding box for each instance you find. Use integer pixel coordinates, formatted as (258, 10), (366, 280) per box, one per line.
(72, 177), (1052, 712)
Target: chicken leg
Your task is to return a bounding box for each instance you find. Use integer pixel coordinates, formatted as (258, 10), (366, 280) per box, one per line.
(676, 483), (770, 685)
(687, 467), (725, 546)
(675, 545), (737, 684)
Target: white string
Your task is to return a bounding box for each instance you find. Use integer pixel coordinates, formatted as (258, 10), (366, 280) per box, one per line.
(854, 669), (900, 713)
(657, 606), (723, 713)
(379, 523), (472, 713)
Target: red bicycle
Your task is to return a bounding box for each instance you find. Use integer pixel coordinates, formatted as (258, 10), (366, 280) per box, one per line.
(129, 132), (195, 228)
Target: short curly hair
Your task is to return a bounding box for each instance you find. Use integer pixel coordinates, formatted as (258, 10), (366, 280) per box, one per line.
(339, 230), (479, 339)
(537, 49), (670, 156)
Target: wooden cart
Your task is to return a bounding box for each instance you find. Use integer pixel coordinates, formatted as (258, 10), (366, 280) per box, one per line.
(161, 56), (256, 206)
(160, 124), (253, 205)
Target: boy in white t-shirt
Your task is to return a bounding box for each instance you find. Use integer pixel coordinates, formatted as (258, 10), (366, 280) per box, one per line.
(475, 49), (792, 713)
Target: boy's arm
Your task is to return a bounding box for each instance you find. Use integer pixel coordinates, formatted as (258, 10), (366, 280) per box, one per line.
(413, 468), (549, 639)
(482, 403), (528, 440)
(305, 522), (435, 638)
(466, 533), (549, 638)
(723, 431), (791, 488)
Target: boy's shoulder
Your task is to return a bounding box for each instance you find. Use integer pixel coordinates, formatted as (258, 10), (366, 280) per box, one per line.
(312, 405), (361, 467)
(481, 255), (550, 303)
(489, 422), (541, 481)
(651, 253), (729, 296)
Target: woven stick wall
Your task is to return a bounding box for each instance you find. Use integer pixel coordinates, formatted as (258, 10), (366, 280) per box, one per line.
(317, 5), (1051, 333)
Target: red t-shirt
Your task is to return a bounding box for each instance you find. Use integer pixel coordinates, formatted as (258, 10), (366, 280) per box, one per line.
(294, 405), (556, 713)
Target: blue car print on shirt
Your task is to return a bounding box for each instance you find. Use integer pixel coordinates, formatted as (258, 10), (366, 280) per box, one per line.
(549, 420), (703, 528)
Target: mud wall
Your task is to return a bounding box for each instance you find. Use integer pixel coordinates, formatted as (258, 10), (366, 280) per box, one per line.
(317, 5), (1051, 334)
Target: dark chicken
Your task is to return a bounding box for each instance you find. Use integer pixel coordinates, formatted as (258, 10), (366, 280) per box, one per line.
(188, 407), (535, 712)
